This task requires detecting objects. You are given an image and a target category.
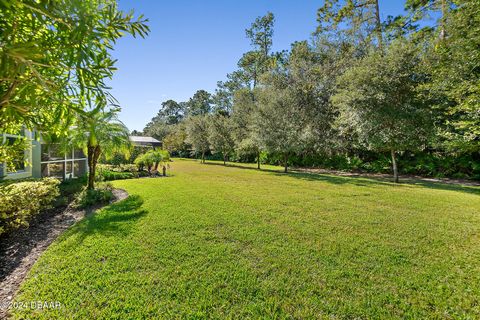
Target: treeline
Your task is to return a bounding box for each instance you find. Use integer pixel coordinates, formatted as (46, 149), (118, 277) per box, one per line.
(141, 0), (480, 182)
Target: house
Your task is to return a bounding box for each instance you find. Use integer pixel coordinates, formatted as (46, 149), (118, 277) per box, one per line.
(1, 133), (161, 181)
(129, 136), (162, 148)
(1, 129), (88, 181)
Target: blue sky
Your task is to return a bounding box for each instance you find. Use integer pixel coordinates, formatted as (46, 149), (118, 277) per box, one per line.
(109, 0), (408, 131)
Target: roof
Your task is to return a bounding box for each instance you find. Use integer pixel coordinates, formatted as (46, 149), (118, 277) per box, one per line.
(129, 136), (161, 145)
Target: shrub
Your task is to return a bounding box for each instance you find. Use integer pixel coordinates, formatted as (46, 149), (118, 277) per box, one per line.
(73, 182), (114, 209)
(134, 149), (171, 174)
(99, 169), (134, 181)
(0, 178), (60, 237)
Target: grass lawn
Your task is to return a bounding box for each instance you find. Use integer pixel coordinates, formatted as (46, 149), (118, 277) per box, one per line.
(12, 159), (480, 319)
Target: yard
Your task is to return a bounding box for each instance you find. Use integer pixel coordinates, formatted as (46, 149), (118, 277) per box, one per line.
(11, 159), (480, 319)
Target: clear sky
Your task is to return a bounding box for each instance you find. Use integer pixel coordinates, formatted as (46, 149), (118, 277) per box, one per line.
(109, 0), (407, 132)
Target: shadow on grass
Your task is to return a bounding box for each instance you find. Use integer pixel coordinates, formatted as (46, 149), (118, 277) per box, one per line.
(72, 195), (147, 243)
(203, 161), (480, 196)
(203, 160), (283, 174)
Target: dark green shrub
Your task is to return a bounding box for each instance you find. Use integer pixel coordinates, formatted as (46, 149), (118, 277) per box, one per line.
(73, 183), (114, 209)
(0, 178), (60, 237)
(101, 170), (134, 181)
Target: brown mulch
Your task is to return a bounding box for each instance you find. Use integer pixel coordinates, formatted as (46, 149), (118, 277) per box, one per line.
(0, 189), (128, 318)
(292, 167), (480, 187)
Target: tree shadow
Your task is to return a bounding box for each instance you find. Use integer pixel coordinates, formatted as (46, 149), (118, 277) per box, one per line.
(281, 171), (479, 195)
(203, 161), (282, 174)
(203, 161), (480, 196)
(65, 195), (147, 244)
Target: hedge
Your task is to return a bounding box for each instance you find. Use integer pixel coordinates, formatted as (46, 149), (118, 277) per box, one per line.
(0, 177), (60, 237)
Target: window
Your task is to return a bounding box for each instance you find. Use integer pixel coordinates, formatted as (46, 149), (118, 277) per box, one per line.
(74, 148), (86, 159)
(41, 162), (65, 179)
(41, 144), (64, 161)
(40, 143), (87, 180)
(74, 160), (87, 177)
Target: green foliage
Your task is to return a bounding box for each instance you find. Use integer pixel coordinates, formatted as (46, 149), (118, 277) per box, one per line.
(208, 114), (235, 163)
(185, 115), (210, 162)
(163, 123), (189, 156)
(73, 183), (114, 209)
(133, 149), (170, 173)
(99, 170), (134, 181)
(0, 177), (60, 236)
(99, 164), (138, 173)
(97, 164), (150, 181)
(0, 0), (149, 167)
(186, 90), (213, 116)
(245, 12), (275, 57)
(0, 134), (29, 174)
(428, 0), (480, 154)
(72, 107), (132, 190)
(334, 39), (433, 153)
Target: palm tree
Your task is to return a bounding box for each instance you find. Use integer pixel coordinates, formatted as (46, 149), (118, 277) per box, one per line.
(76, 107), (131, 190)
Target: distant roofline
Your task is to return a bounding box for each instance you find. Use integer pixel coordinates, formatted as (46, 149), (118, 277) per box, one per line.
(129, 135), (162, 145)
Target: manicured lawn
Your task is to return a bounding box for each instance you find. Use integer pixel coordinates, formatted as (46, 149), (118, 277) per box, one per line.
(12, 159), (480, 319)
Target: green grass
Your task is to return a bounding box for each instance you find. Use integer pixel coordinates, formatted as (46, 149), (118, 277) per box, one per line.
(12, 159), (480, 319)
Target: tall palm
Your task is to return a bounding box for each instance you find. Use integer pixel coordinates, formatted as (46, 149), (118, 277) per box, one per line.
(77, 107), (131, 190)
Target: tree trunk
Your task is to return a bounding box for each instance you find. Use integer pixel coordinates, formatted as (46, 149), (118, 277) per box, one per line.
(440, 0), (447, 40)
(201, 151), (205, 164)
(87, 146), (95, 190)
(87, 145), (101, 190)
(374, 0), (383, 51)
(257, 151), (261, 170)
(162, 166), (166, 176)
(223, 153), (226, 166)
(284, 153), (288, 173)
(391, 149), (399, 183)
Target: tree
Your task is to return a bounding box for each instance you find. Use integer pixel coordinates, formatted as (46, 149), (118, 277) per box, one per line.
(208, 114), (235, 165)
(163, 123), (189, 156)
(143, 120), (171, 142)
(76, 108), (131, 190)
(287, 41), (337, 155)
(405, 0), (453, 39)
(0, 0), (148, 168)
(333, 39), (433, 182)
(255, 75), (306, 173)
(427, 0), (480, 155)
(245, 12), (275, 58)
(232, 88), (263, 169)
(316, 0), (383, 51)
(131, 130), (143, 136)
(136, 149), (171, 176)
(186, 90), (212, 116)
(143, 99), (186, 141)
(185, 115), (210, 163)
(237, 12), (277, 91)
(158, 100), (185, 125)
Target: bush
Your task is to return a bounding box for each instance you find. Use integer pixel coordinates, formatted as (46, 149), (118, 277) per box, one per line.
(98, 164), (138, 173)
(100, 169), (134, 181)
(73, 183), (114, 209)
(0, 178), (60, 237)
(134, 149), (171, 174)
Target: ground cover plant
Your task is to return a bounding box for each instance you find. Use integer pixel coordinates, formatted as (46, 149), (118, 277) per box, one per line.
(0, 178), (60, 237)
(11, 159), (480, 319)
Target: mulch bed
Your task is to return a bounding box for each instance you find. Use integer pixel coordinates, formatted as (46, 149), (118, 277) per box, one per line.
(0, 189), (128, 319)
